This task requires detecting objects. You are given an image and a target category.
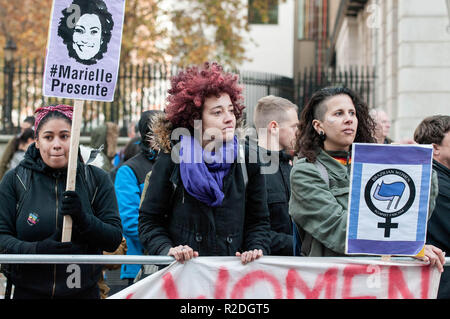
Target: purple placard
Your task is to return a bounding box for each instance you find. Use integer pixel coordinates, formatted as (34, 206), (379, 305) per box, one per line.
(43, 0), (126, 102)
(353, 143), (433, 165)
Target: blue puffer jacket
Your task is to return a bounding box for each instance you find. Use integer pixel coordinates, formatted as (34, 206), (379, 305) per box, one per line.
(114, 152), (154, 280)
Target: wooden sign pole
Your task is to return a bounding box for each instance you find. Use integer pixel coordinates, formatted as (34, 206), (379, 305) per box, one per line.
(61, 99), (84, 243)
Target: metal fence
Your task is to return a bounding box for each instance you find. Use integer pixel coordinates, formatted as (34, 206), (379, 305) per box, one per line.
(0, 59), (376, 135)
(1, 254), (448, 265)
(296, 65), (377, 110)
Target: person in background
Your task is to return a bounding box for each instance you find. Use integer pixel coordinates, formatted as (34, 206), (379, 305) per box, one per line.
(114, 110), (162, 285)
(90, 122), (119, 172)
(289, 87), (445, 273)
(370, 108), (393, 144)
(0, 105), (122, 299)
(109, 136), (141, 183)
(253, 95), (299, 256)
(8, 128), (35, 171)
(414, 115), (450, 299)
(139, 62), (270, 264)
(113, 121), (139, 168)
(0, 116), (35, 181)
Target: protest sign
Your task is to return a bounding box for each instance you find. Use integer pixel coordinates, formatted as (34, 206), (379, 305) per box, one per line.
(346, 143), (434, 256)
(43, 0), (126, 102)
(109, 257), (441, 299)
(42, 0), (126, 241)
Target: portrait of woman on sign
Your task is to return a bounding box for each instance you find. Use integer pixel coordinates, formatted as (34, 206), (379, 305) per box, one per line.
(57, 0), (114, 65)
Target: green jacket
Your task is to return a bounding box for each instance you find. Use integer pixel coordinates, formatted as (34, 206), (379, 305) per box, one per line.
(289, 149), (438, 257)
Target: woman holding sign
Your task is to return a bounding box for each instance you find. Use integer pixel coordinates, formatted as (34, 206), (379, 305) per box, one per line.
(289, 87), (445, 271)
(138, 62), (270, 264)
(0, 105), (122, 299)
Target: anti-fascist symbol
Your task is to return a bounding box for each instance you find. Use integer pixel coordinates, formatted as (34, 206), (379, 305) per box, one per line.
(364, 169), (416, 238)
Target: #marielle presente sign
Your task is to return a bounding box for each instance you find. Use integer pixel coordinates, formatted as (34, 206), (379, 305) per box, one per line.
(43, 0), (126, 102)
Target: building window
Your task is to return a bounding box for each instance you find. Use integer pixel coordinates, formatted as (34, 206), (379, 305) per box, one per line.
(248, 0), (278, 25)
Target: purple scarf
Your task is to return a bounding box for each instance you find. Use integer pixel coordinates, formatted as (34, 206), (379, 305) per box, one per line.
(179, 135), (238, 207)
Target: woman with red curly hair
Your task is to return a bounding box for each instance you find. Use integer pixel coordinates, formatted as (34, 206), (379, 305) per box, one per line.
(139, 62), (270, 264)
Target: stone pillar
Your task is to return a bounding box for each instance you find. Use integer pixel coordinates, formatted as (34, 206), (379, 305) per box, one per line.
(394, 0), (450, 140)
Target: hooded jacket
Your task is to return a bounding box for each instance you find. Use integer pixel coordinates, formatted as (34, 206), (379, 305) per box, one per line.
(138, 113), (271, 257)
(0, 143), (122, 298)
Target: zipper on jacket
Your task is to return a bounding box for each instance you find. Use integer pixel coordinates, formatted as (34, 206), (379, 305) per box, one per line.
(182, 188), (185, 204)
(51, 177), (59, 298)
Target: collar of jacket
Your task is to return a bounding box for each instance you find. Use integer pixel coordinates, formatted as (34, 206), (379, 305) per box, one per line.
(317, 149), (350, 180)
(433, 159), (450, 178)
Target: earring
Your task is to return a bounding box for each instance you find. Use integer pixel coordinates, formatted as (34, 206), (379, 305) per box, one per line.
(148, 149), (156, 160)
(319, 131), (326, 141)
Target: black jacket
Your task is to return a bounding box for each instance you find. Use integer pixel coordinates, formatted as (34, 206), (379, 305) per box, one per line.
(0, 143), (122, 298)
(258, 147), (294, 255)
(426, 160), (450, 299)
(138, 113), (271, 257)
(427, 160), (450, 252)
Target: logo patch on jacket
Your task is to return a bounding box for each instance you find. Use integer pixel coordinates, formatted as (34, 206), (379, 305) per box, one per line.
(27, 212), (40, 226)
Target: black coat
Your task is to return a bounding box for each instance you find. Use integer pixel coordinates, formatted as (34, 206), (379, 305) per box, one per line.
(0, 143), (122, 298)
(258, 147), (294, 255)
(426, 160), (450, 299)
(138, 150), (271, 257)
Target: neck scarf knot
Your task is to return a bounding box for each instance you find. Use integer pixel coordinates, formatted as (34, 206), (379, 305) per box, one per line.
(179, 135), (238, 207)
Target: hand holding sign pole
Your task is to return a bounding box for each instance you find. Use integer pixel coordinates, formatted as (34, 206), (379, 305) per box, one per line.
(43, 0), (126, 242)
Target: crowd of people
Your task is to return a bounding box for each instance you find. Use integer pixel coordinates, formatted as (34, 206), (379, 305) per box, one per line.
(0, 61), (448, 299)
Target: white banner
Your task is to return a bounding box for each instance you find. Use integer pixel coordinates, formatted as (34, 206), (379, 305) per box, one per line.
(109, 257), (441, 299)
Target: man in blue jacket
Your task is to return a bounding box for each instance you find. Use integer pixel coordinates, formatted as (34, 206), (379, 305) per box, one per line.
(114, 110), (162, 284)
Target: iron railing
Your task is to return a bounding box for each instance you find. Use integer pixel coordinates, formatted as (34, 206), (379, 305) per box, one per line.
(0, 59), (376, 135)
(0, 255), (448, 265)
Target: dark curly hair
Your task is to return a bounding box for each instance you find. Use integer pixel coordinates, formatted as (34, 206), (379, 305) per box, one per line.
(295, 87), (376, 162)
(165, 62), (245, 129)
(57, 0), (114, 65)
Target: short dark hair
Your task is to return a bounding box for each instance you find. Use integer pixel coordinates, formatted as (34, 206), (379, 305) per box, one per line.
(295, 87), (376, 162)
(23, 116), (35, 126)
(414, 115), (450, 145)
(14, 128), (35, 151)
(57, 0), (114, 65)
